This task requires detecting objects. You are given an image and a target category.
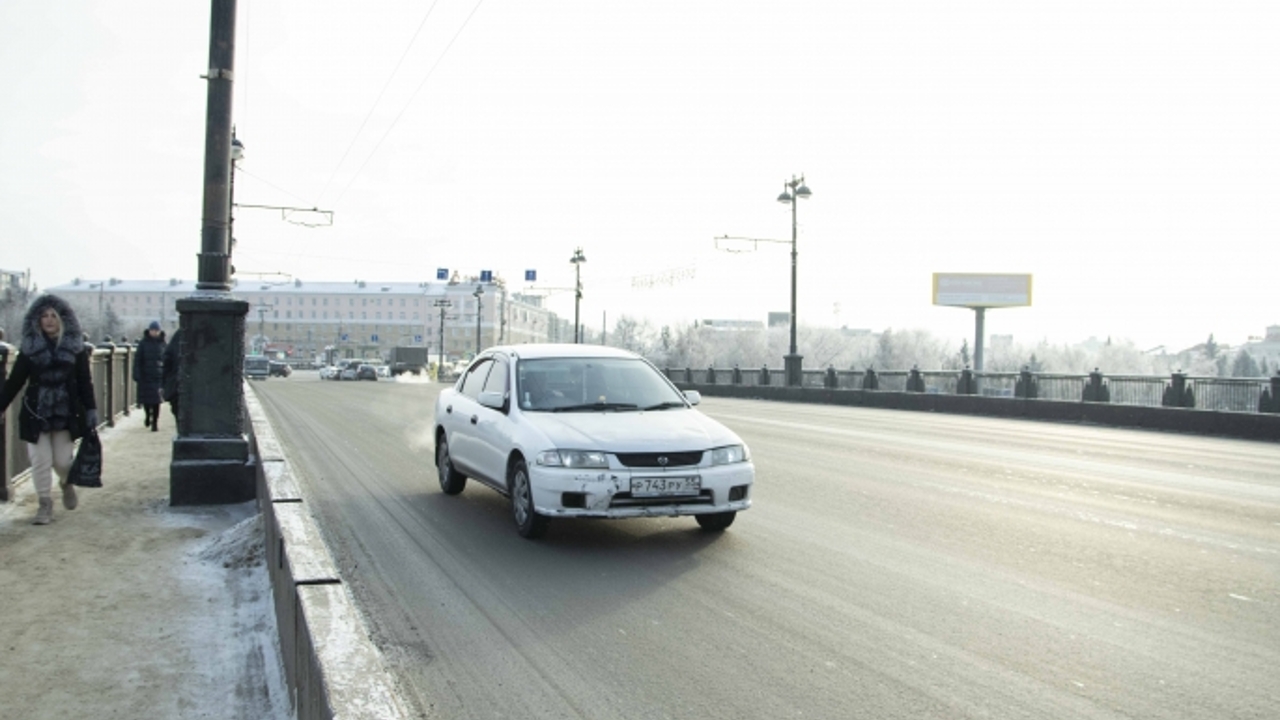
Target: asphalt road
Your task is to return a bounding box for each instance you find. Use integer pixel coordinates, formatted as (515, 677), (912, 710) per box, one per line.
(252, 372), (1280, 720)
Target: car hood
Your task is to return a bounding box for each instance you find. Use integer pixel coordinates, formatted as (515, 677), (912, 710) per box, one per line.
(522, 409), (741, 452)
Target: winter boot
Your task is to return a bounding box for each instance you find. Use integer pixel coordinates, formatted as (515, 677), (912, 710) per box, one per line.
(61, 480), (78, 510)
(33, 497), (54, 525)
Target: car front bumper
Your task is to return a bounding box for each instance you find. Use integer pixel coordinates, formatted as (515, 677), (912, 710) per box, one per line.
(528, 462), (754, 519)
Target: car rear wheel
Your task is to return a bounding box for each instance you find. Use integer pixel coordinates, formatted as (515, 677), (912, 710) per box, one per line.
(510, 459), (549, 539)
(695, 511), (736, 532)
(436, 437), (466, 495)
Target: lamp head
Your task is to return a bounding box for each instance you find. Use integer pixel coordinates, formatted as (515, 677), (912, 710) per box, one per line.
(231, 136), (245, 163)
(795, 184), (812, 199)
(776, 190), (792, 204)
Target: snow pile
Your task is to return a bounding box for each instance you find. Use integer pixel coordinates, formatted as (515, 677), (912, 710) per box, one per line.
(193, 511), (266, 570)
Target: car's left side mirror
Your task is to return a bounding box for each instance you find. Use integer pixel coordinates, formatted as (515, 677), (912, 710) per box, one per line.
(683, 390), (702, 406)
(478, 391), (506, 410)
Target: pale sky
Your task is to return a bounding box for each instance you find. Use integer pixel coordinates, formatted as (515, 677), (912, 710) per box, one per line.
(3, 1), (1277, 352)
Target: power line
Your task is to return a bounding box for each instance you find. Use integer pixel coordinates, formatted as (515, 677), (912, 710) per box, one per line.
(330, 0), (487, 209)
(312, 0), (447, 207)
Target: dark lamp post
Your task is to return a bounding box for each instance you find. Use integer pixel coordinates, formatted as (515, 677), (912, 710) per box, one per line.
(570, 247), (586, 343)
(776, 174), (811, 387)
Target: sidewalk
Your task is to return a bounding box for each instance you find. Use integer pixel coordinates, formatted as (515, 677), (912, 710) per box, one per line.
(0, 411), (292, 719)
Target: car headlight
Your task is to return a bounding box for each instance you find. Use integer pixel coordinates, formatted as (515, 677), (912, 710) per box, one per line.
(708, 444), (749, 466)
(536, 450), (609, 469)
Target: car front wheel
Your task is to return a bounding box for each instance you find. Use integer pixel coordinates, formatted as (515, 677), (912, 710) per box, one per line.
(510, 459), (549, 539)
(436, 436), (466, 495)
(695, 511), (736, 532)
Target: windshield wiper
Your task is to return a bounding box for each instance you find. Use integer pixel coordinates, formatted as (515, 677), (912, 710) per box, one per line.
(641, 401), (687, 411)
(550, 402), (640, 413)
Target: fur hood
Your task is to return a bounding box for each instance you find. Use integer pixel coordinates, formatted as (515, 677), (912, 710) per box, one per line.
(20, 294), (86, 362)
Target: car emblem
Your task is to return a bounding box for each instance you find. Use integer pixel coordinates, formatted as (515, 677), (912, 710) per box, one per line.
(658, 456), (669, 466)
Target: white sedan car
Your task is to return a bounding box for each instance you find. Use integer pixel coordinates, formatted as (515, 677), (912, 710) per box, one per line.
(433, 344), (754, 539)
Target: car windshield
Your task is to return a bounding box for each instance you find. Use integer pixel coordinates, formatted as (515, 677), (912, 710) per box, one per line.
(516, 357), (686, 412)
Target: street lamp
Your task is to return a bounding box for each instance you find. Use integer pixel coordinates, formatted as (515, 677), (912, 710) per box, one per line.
(570, 247), (587, 343)
(776, 174), (811, 387)
(229, 129), (244, 266)
(473, 285), (484, 355)
(433, 299), (452, 375)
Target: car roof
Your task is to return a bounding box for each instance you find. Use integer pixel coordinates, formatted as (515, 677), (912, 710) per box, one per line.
(483, 343), (643, 362)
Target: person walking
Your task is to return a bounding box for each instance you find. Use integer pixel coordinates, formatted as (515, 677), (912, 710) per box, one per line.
(133, 321), (165, 432)
(162, 327), (183, 425)
(0, 295), (99, 525)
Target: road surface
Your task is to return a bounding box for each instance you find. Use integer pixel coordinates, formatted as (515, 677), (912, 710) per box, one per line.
(252, 372), (1280, 719)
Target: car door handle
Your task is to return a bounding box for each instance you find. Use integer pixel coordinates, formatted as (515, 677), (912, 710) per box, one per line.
(445, 404), (453, 414)
(470, 415), (479, 425)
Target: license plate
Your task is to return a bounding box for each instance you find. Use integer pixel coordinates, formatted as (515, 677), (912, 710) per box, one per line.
(630, 476), (701, 497)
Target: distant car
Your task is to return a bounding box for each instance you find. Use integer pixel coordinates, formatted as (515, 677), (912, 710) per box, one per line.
(340, 365), (359, 381)
(356, 364), (378, 381)
(376, 365), (391, 379)
(269, 361), (292, 378)
(433, 344), (754, 539)
(319, 365), (338, 380)
(244, 355), (271, 380)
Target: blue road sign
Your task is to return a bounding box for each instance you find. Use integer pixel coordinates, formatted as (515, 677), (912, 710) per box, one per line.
(371, 334), (379, 342)
(340, 334), (349, 342)
(413, 334), (422, 343)
(480, 270), (493, 282)
(436, 268), (448, 280)
(525, 269), (537, 281)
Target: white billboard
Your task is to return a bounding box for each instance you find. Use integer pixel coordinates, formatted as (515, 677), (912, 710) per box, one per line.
(932, 273), (1032, 308)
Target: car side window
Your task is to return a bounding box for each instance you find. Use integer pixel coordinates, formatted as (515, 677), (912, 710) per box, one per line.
(482, 357), (509, 396)
(459, 359), (492, 399)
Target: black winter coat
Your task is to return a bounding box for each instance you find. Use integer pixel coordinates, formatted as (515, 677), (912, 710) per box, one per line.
(134, 331), (166, 405)
(0, 294), (97, 444)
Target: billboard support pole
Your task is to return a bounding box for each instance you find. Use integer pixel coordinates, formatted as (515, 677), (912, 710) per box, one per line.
(973, 307), (986, 372)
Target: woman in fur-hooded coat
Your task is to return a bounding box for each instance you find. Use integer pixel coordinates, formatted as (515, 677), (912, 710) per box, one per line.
(0, 294), (98, 524)
(133, 321), (166, 430)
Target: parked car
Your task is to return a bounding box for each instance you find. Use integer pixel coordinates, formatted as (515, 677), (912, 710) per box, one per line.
(376, 365), (391, 379)
(340, 365), (359, 381)
(356, 364), (378, 381)
(433, 344), (754, 539)
(269, 361), (292, 378)
(319, 365), (339, 380)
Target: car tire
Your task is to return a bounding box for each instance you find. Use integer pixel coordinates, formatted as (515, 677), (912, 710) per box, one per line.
(695, 511), (736, 532)
(436, 437), (466, 495)
(510, 459), (549, 539)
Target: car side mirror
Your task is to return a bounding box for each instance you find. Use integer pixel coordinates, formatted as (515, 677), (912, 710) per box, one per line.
(683, 390), (701, 406)
(478, 391), (506, 410)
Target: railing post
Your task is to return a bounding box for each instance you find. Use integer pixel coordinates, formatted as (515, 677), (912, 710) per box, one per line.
(1016, 366), (1038, 399)
(862, 368), (879, 390)
(706, 365), (716, 385)
(825, 365), (838, 389)
(732, 364), (742, 385)
(1, 340), (10, 502)
(958, 366), (978, 395)
(103, 343), (117, 427)
(684, 367), (693, 384)
(760, 364), (770, 386)
(1082, 368), (1110, 402)
(907, 365), (924, 393)
(1259, 373), (1280, 413)
(1163, 371), (1195, 408)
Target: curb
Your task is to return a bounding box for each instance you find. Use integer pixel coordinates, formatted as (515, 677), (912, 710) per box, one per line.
(245, 385), (412, 720)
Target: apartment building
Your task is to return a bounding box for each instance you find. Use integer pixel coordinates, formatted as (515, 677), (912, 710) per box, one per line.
(48, 276), (570, 362)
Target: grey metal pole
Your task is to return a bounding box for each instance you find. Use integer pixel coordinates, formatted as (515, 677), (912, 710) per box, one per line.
(574, 263), (581, 344)
(789, 188), (798, 359)
(196, 0), (237, 292)
(974, 307), (986, 372)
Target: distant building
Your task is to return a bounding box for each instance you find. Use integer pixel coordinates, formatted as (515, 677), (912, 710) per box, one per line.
(702, 319), (765, 332)
(47, 276), (563, 361)
(1241, 325), (1280, 375)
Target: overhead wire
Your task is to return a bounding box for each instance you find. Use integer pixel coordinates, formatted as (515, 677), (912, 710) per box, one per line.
(328, 0), (487, 209)
(311, 0), (447, 208)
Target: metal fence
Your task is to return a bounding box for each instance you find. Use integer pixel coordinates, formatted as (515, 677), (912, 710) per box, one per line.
(672, 364), (1280, 415)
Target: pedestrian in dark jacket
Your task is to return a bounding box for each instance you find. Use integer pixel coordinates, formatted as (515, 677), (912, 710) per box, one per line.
(0, 294), (99, 525)
(162, 327), (183, 424)
(133, 320), (166, 432)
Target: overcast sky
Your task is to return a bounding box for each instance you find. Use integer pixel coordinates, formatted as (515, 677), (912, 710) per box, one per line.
(3, 1), (1276, 352)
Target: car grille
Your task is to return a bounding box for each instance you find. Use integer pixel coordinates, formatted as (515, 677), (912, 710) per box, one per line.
(614, 451), (703, 468)
(609, 490), (715, 508)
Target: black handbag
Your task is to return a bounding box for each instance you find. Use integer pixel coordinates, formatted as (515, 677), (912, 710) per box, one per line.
(67, 429), (103, 488)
